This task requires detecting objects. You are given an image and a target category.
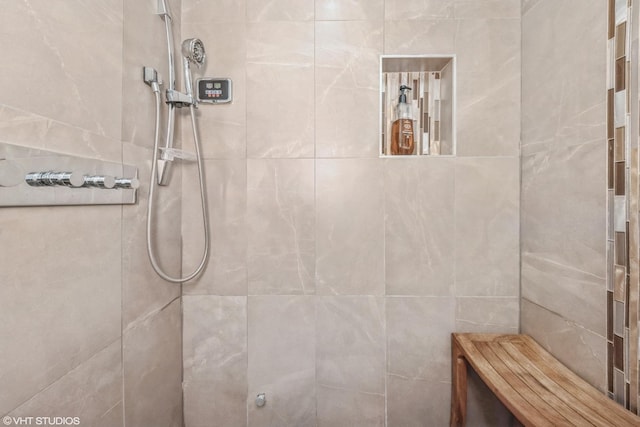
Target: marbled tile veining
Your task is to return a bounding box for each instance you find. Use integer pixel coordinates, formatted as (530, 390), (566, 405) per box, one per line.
(180, 0), (523, 425)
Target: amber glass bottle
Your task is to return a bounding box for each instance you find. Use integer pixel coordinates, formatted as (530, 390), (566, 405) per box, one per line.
(390, 85), (414, 155)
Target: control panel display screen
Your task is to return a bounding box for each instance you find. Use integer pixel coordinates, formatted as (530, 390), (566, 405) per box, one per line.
(196, 78), (232, 104)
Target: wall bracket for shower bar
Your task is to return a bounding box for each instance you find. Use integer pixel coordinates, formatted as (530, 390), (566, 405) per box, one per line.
(0, 142), (139, 207)
(156, 0), (172, 20)
(166, 89), (195, 107)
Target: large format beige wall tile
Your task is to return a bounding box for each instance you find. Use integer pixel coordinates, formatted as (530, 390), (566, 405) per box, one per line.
(384, 19), (457, 54)
(386, 297), (455, 425)
(455, 18), (520, 76)
(316, 297), (385, 425)
(316, 0), (383, 21)
(522, 253), (605, 335)
(456, 71), (520, 157)
(317, 297), (385, 392)
(521, 299), (607, 391)
(8, 339), (122, 427)
(183, 296), (247, 427)
(246, 22), (314, 158)
(521, 102), (604, 157)
(385, 0), (454, 20)
(247, 0), (314, 21)
(522, 0), (543, 15)
(0, 206), (121, 415)
(94, 402), (124, 427)
(123, 143), (181, 329)
(455, 18), (520, 156)
(247, 159), (315, 295)
(182, 159), (247, 295)
(248, 296), (315, 427)
(316, 386), (384, 427)
(0, 0), (123, 140)
(387, 375), (450, 427)
(521, 0), (605, 150)
(455, 157), (519, 296)
(316, 159), (385, 295)
(315, 21), (383, 158)
(0, 106), (121, 162)
(387, 297), (454, 380)
(453, 0), (520, 18)
(521, 142), (606, 334)
(123, 299), (183, 427)
(456, 297), (519, 333)
(183, 0), (245, 23)
(385, 159), (455, 295)
(181, 23), (247, 159)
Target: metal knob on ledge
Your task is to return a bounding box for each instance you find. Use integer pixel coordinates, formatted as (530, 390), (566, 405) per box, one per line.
(83, 175), (115, 189)
(114, 177), (140, 189)
(0, 160), (25, 187)
(26, 171), (85, 188)
(1, 142), (140, 207)
(24, 171), (139, 191)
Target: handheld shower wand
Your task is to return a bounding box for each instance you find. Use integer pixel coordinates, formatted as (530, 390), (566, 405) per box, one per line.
(181, 38), (206, 98)
(144, 36), (210, 283)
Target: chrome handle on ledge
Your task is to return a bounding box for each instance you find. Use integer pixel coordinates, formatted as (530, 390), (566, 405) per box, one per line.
(1, 142), (139, 207)
(25, 171), (85, 188)
(25, 172), (138, 190)
(114, 177), (140, 189)
(83, 175), (115, 189)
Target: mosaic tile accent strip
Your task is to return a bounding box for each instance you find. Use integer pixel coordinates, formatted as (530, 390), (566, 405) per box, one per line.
(628, 0), (640, 410)
(607, 0), (639, 413)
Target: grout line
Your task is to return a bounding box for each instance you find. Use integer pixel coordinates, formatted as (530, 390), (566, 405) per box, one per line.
(381, 4), (388, 421)
(313, 3), (318, 422)
(179, 288), (185, 427)
(4, 335), (122, 417)
(122, 295), (182, 335)
(245, 294), (250, 426)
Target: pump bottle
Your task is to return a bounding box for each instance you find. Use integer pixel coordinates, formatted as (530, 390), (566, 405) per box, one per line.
(390, 85), (414, 155)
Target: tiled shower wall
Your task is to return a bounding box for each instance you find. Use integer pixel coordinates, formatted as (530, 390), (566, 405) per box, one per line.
(523, 0), (640, 417)
(181, 0), (521, 425)
(0, 1), (184, 425)
(521, 0), (610, 403)
(606, 0), (640, 412)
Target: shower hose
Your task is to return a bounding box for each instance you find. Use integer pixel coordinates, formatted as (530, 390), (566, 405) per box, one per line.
(146, 88), (210, 283)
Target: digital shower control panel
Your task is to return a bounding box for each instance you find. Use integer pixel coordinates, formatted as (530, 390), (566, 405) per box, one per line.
(196, 78), (233, 104)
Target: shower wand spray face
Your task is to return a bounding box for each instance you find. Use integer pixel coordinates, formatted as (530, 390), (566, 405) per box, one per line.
(182, 38), (206, 67)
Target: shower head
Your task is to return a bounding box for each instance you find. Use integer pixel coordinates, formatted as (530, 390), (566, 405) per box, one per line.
(181, 38), (205, 99)
(181, 38), (206, 68)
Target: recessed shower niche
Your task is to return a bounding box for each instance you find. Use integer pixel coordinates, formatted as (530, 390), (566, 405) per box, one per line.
(380, 55), (456, 157)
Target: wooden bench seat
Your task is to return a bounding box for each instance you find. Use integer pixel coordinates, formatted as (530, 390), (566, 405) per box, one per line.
(450, 333), (640, 426)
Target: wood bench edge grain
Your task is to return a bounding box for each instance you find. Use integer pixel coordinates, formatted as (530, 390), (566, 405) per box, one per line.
(449, 333), (640, 427)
